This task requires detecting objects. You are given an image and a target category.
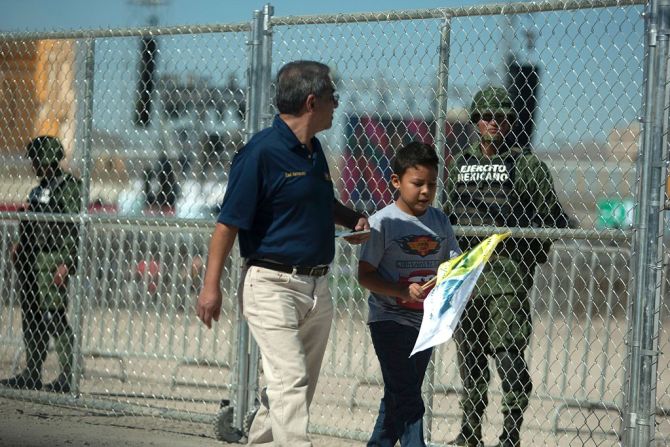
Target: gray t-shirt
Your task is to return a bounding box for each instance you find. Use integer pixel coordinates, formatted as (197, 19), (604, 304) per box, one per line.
(359, 202), (460, 329)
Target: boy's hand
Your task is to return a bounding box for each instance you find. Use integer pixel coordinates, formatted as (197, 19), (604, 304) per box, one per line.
(399, 283), (426, 304)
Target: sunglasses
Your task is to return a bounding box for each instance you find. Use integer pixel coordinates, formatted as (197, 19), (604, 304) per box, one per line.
(480, 112), (510, 123)
(320, 90), (339, 104)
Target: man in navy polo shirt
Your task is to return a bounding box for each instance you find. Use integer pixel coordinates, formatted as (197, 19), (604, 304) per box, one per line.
(197, 60), (369, 447)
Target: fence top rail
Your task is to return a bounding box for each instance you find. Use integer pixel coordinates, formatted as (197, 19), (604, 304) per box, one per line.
(0, 0), (646, 41)
(0, 22), (250, 42)
(0, 212), (214, 231)
(0, 212), (632, 240)
(270, 0), (646, 26)
(454, 225), (632, 241)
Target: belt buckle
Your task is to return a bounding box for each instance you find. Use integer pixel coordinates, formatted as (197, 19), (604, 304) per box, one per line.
(310, 265), (327, 276)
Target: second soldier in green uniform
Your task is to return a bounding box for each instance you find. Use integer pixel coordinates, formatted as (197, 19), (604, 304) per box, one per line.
(1, 136), (81, 393)
(445, 87), (569, 447)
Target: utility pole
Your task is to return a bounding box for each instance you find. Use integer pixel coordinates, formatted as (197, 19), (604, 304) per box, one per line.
(131, 0), (167, 127)
(500, 8), (540, 149)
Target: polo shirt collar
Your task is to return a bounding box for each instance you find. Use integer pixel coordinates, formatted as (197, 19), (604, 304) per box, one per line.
(272, 114), (321, 157)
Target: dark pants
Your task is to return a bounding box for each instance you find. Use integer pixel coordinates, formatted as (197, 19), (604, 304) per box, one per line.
(19, 273), (73, 380)
(368, 320), (433, 447)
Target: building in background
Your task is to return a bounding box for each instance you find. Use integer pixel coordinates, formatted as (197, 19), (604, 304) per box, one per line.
(339, 111), (471, 214)
(335, 77), (472, 214)
(115, 72), (245, 218)
(0, 39), (79, 209)
(0, 39), (77, 162)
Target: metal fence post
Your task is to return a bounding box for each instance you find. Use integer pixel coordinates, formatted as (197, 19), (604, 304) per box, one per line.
(244, 3), (274, 419)
(424, 14), (452, 441)
(70, 37), (95, 395)
(231, 5), (273, 433)
(229, 10), (262, 432)
(260, 4), (274, 130)
(244, 9), (265, 144)
(622, 0), (670, 444)
(432, 14), (452, 212)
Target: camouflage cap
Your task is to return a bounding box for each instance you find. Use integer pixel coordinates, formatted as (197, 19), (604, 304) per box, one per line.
(470, 86), (516, 123)
(26, 136), (64, 166)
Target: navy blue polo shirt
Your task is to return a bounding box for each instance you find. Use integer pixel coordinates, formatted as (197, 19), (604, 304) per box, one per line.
(218, 115), (335, 266)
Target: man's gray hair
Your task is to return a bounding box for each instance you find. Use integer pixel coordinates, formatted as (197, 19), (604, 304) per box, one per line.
(275, 61), (332, 115)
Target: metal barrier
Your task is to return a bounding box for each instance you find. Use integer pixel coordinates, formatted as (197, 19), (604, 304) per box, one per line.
(0, 0), (667, 445)
(0, 224), (643, 444)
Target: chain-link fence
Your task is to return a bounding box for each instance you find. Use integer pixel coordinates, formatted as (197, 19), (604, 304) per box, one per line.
(0, 0), (666, 445)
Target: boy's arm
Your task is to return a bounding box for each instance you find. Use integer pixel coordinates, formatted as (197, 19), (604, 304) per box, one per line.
(358, 261), (425, 304)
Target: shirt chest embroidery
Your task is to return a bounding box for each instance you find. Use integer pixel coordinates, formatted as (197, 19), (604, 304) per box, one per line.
(457, 163), (510, 183)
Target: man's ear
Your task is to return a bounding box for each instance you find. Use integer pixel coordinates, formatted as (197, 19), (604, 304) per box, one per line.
(305, 93), (317, 112)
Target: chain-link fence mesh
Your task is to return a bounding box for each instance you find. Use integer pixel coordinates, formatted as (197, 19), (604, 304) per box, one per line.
(0, 24), (252, 437)
(0, 0), (666, 445)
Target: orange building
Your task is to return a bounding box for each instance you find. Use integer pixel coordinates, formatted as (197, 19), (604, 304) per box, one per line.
(0, 39), (77, 162)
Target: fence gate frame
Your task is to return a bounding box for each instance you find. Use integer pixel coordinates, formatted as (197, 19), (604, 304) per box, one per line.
(622, 0), (669, 445)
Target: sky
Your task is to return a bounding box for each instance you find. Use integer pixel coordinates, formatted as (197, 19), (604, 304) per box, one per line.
(0, 0), (488, 32)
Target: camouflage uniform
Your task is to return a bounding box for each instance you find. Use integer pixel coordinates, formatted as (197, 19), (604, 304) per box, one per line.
(445, 88), (569, 447)
(1, 136), (81, 393)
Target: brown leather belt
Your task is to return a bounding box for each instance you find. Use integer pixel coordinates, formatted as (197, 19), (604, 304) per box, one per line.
(247, 259), (329, 277)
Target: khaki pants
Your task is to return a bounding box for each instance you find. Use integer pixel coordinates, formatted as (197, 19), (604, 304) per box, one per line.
(241, 265), (333, 447)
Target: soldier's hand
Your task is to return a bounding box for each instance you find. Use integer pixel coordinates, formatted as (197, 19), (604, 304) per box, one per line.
(53, 263), (69, 288)
(196, 286), (223, 329)
(10, 243), (19, 266)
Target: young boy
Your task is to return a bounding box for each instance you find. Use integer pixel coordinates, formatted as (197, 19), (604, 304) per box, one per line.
(358, 141), (460, 446)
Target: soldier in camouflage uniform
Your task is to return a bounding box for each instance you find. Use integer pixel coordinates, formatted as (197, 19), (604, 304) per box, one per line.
(444, 87), (569, 447)
(1, 136), (81, 393)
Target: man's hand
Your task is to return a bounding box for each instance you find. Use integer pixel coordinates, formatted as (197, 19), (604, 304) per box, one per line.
(53, 263), (69, 288)
(195, 223), (238, 329)
(343, 217), (370, 245)
(196, 286), (223, 329)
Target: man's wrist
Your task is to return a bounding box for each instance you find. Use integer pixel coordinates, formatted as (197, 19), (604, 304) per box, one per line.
(333, 200), (366, 229)
(350, 213), (366, 229)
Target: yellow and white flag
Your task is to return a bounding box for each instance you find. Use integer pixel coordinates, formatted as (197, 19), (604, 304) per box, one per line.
(410, 232), (511, 356)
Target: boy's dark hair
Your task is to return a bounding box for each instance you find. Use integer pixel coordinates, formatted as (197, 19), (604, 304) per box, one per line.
(275, 61), (332, 114)
(392, 141), (439, 177)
